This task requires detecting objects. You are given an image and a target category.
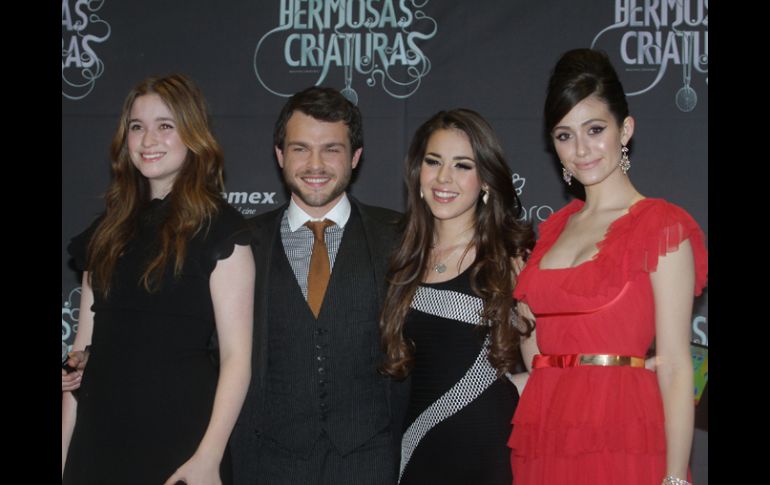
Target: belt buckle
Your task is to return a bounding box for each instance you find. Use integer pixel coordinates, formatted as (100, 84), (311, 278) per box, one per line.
(579, 354), (628, 366)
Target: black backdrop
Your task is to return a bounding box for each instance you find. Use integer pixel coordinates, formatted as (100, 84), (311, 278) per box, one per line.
(62, 1), (708, 480)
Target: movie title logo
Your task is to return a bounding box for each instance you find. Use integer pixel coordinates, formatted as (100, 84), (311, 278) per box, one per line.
(254, 0), (437, 103)
(62, 0), (111, 100)
(592, 0), (708, 112)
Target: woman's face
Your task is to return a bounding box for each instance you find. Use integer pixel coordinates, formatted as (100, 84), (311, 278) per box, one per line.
(419, 128), (483, 226)
(126, 93), (189, 198)
(551, 95), (633, 187)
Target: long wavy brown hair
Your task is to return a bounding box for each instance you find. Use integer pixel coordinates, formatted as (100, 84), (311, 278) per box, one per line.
(380, 109), (535, 379)
(86, 74), (225, 298)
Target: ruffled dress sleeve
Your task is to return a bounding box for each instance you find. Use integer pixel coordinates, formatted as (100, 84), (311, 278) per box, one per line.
(513, 198), (707, 310)
(626, 199), (708, 296)
(199, 202), (253, 274)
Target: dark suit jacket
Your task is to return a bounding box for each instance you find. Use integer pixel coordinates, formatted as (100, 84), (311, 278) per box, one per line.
(230, 196), (409, 483)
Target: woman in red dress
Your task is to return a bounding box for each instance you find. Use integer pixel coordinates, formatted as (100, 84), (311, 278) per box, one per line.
(507, 49), (707, 485)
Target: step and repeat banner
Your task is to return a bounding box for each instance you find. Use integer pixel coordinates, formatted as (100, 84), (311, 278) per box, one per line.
(62, 0), (708, 478)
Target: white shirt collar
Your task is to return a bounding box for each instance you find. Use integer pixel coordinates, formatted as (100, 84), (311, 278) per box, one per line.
(287, 193), (351, 232)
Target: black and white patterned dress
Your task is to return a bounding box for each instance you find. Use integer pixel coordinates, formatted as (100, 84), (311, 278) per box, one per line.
(399, 267), (518, 484)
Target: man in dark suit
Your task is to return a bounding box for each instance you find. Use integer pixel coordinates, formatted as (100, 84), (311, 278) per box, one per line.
(230, 86), (406, 485)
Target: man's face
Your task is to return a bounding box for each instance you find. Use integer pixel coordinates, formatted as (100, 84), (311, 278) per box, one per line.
(276, 112), (362, 218)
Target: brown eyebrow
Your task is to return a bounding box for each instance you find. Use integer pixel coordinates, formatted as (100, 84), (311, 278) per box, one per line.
(425, 152), (475, 162)
(128, 117), (176, 124)
(553, 118), (609, 132)
(285, 141), (346, 148)
(580, 118), (608, 126)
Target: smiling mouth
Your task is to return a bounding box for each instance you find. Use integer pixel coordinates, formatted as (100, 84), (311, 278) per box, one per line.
(432, 189), (459, 202)
(301, 175), (332, 187)
(141, 152), (165, 162)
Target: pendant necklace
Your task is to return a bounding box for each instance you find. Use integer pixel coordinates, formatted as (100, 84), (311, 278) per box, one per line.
(431, 243), (466, 273)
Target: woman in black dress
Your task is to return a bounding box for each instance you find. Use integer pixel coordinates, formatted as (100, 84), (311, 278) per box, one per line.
(61, 74), (254, 485)
(380, 109), (535, 484)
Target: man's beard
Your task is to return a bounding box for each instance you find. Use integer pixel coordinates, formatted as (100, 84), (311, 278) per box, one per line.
(283, 168), (352, 209)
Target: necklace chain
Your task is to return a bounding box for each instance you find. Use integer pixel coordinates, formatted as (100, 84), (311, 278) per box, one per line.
(431, 241), (470, 273)
(430, 226), (474, 273)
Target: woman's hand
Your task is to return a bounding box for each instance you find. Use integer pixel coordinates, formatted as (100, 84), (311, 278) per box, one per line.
(61, 350), (89, 392)
(163, 453), (222, 485)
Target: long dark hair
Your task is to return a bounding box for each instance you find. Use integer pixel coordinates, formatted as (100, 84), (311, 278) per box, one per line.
(86, 74), (225, 298)
(380, 109), (535, 379)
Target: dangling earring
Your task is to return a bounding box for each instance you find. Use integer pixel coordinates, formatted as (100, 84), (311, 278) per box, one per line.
(482, 187), (489, 205)
(419, 188), (424, 199)
(619, 145), (631, 175)
(562, 166), (573, 186)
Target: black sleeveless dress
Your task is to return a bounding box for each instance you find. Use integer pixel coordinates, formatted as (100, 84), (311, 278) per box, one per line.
(63, 198), (251, 485)
(399, 268), (518, 484)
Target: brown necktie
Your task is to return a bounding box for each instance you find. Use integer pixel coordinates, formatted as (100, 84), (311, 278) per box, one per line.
(305, 219), (335, 318)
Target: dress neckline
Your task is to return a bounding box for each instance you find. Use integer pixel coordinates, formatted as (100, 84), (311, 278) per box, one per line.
(538, 197), (650, 271)
(145, 196), (171, 211)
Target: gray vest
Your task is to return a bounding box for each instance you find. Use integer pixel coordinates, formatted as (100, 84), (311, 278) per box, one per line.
(261, 206), (390, 455)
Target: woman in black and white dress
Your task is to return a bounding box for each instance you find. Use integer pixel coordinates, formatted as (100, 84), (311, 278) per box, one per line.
(380, 109), (535, 484)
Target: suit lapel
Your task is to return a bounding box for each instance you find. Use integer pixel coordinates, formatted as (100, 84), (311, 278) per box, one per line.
(250, 205), (287, 386)
(352, 198), (391, 306)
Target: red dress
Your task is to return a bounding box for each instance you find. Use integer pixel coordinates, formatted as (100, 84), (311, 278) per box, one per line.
(508, 198), (708, 485)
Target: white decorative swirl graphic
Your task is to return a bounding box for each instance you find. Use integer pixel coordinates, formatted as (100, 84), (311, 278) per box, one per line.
(511, 173), (525, 196)
(692, 315), (707, 346)
(253, 23), (295, 98)
(62, 0), (111, 100)
(62, 286), (82, 349)
(512, 172), (553, 222)
(358, 9), (435, 100)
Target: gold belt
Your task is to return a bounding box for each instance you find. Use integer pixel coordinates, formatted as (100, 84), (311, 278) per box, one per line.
(532, 353), (645, 369)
